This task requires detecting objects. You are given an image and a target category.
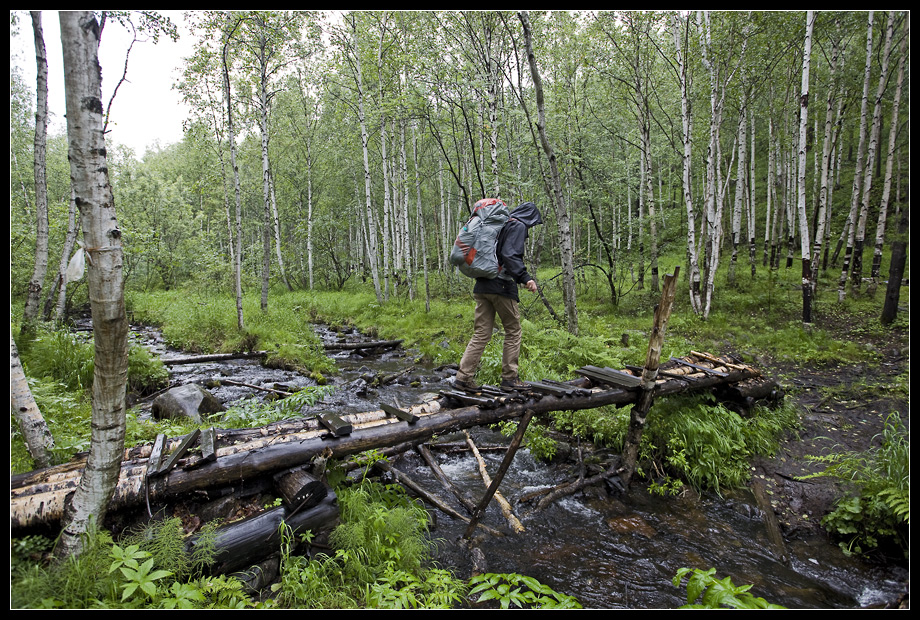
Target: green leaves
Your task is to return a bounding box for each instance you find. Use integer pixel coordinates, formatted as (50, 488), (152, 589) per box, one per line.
(109, 544), (173, 602)
(468, 572), (582, 609)
(673, 567), (784, 609)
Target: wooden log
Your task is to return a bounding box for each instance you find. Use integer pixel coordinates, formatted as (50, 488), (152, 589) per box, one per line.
(218, 379), (293, 397)
(523, 459), (623, 519)
(373, 460), (505, 538)
(380, 402), (419, 424)
(10, 363), (763, 532)
(319, 412), (352, 437)
(186, 493), (339, 575)
(323, 339), (403, 351)
(751, 478), (789, 564)
(162, 351), (269, 365)
(274, 467), (327, 511)
(464, 431), (525, 534)
(416, 444), (478, 514)
(620, 268), (679, 488)
(463, 409), (535, 539)
(158, 429), (200, 476)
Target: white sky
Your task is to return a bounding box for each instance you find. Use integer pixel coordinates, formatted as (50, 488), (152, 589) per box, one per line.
(11, 10), (196, 156)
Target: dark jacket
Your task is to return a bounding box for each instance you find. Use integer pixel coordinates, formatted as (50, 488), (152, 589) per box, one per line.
(473, 201), (543, 301)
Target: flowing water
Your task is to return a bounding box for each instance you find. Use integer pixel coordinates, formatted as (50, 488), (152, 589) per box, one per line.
(133, 323), (907, 609)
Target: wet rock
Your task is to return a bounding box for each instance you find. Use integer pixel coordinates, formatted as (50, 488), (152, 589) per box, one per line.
(152, 383), (225, 423)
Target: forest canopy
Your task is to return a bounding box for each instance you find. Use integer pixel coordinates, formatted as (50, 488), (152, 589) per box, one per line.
(11, 10), (910, 330)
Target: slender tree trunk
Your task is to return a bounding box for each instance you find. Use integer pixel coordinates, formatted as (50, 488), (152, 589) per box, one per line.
(519, 10), (578, 335)
(268, 171), (291, 290)
(797, 11), (815, 324)
(671, 15), (702, 314)
(880, 198), (908, 325)
(11, 330), (55, 469)
(258, 33), (273, 311)
(56, 10), (129, 559)
(851, 11), (895, 297)
(223, 17), (245, 330)
(22, 11), (51, 329)
(837, 11), (874, 302)
(810, 23), (841, 303)
(350, 15), (382, 303)
(869, 16), (907, 295)
(43, 190), (79, 322)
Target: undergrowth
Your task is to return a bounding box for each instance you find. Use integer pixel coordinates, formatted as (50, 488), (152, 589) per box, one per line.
(798, 413), (910, 559)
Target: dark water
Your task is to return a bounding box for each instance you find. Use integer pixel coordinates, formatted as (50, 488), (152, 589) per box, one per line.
(136, 324), (907, 609)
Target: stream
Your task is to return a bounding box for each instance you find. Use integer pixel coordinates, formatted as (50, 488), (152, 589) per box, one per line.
(132, 323), (906, 609)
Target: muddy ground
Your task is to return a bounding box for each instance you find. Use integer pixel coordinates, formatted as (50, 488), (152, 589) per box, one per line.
(742, 319), (909, 607)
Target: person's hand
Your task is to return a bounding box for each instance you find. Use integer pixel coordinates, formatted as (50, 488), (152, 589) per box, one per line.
(525, 280), (537, 294)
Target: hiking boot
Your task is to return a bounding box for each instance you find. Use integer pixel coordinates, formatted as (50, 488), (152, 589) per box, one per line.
(500, 378), (528, 391)
(454, 377), (481, 392)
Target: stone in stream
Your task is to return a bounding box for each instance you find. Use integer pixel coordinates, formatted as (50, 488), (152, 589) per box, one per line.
(152, 383), (225, 423)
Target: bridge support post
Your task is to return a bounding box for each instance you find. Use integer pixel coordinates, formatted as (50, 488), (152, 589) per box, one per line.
(620, 267), (679, 488)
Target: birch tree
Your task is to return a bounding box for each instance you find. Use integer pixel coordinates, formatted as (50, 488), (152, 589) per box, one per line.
(55, 10), (130, 558)
(520, 10), (579, 335)
(669, 12), (703, 314)
(21, 11), (51, 330)
(11, 330), (55, 469)
(797, 11), (815, 324)
(850, 11), (896, 297)
(868, 14), (908, 295)
(837, 11), (874, 302)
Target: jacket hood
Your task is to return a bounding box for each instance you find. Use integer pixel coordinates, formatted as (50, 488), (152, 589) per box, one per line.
(511, 201), (543, 228)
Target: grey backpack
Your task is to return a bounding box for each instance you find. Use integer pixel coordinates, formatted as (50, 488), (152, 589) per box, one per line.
(449, 198), (510, 279)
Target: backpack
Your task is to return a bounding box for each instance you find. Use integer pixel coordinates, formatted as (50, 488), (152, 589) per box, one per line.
(449, 198), (511, 279)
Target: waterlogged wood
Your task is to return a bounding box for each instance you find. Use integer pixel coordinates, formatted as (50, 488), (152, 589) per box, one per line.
(187, 493), (339, 575)
(373, 460), (504, 538)
(322, 339), (403, 351)
(11, 358), (763, 531)
(161, 351), (269, 365)
(463, 409), (535, 539)
(464, 430), (525, 534)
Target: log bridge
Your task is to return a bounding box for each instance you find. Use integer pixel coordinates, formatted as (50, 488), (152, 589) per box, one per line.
(10, 269), (782, 572)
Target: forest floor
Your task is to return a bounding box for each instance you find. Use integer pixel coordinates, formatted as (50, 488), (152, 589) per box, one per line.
(742, 313), (909, 606)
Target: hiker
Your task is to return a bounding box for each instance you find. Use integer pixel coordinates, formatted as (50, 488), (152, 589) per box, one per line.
(454, 201), (543, 392)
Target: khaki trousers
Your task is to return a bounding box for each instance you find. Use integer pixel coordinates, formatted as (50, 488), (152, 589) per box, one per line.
(457, 293), (522, 383)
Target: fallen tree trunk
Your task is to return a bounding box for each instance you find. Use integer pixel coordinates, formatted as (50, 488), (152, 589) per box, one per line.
(11, 356), (768, 532)
(187, 492), (339, 575)
(323, 339), (403, 351)
(161, 351), (269, 365)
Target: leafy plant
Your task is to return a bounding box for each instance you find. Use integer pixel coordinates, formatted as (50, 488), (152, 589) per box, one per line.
(799, 413), (909, 557)
(109, 544), (173, 602)
(468, 572), (582, 609)
(672, 567), (785, 609)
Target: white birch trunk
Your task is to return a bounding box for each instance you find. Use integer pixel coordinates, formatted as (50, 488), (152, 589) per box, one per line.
(797, 11), (815, 323)
(352, 16), (382, 303)
(222, 18), (245, 330)
(851, 11), (895, 296)
(838, 11), (874, 302)
(11, 331), (55, 468)
(868, 16), (907, 294)
(671, 14), (702, 314)
(23, 11), (50, 327)
(520, 10), (578, 335)
(56, 11), (129, 559)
